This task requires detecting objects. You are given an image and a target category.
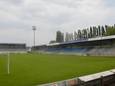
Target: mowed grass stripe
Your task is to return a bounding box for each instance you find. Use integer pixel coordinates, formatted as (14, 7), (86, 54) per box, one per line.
(0, 53), (115, 86)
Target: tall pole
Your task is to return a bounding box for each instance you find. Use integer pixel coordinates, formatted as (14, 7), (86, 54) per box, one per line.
(32, 26), (36, 48)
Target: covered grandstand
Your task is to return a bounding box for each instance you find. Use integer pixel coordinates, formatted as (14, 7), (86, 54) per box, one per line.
(0, 43), (27, 53)
(34, 35), (115, 56)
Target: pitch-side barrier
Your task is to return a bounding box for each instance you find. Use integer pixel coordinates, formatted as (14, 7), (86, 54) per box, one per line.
(38, 69), (115, 86)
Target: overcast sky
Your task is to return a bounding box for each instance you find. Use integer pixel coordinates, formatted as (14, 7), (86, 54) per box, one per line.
(0, 0), (115, 46)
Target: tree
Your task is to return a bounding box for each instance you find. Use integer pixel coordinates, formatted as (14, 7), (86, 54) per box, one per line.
(82, 29), (85, 38)
(70, 33), (74, 41)
(95, 27), (98, 36)
(106, 26), (115, 36)
(98, 25), (101, 36)
(77, 30), (82, 39)
(65, 32), (70, 42)
(61, 33), (64, 42)
(101, 26), (106, 36)
(85, 29), (88, 38)
(90, 27), (93, 38)
(56, 31), (64, 43)
(113, 24), (115, 28)
(82, 29), (87, 39)
(104, 25), (108, 35)
(74, 31), (78, 40)
(87, 28), (90, 38)
(93, 26), (97, 37)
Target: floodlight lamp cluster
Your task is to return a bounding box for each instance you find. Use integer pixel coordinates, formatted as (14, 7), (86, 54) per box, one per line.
(32, 26), (36, 31)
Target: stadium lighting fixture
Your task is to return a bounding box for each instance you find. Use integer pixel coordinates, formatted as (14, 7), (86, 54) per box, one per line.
(32, 26), (36, 47)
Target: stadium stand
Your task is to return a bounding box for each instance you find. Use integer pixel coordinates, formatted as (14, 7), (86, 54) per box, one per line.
(87, 47), (115, 56)
(46, 48), (88, 55)
(0, 43), (27, 53)
(33, 35), (115, 56)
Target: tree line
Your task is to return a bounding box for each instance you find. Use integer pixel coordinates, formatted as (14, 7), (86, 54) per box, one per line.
(50, 24), (115, 43)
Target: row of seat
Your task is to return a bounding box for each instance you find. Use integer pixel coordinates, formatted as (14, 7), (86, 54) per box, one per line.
(44, 47), (115, 56)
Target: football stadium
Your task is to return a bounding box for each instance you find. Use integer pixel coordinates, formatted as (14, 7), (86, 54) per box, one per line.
(0, 0), (115, 86)
(0, 25), (115, 86)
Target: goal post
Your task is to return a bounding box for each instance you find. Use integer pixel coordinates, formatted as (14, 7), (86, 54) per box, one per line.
(7, 52), (10, 75)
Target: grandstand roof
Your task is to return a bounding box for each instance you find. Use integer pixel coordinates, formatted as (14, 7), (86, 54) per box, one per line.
(47, 35), (115, 46)
(62, 35), (115, 45)
(47, 43), (60, 46)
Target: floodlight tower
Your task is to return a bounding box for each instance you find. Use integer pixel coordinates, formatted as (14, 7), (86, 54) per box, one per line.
(32, 26), (36, 48)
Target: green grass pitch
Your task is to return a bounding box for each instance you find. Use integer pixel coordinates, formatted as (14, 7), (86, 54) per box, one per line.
(0, 53), (115, 86)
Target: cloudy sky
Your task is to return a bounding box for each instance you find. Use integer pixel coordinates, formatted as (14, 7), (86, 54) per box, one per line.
(0, 0), (115, 46)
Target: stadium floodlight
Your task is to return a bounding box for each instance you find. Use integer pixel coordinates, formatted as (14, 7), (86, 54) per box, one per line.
(32, 26), (37, 48)
(7, 52), (10, 75)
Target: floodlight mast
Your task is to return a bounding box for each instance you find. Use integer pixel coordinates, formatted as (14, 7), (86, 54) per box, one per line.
(32, 26), (36, 48)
